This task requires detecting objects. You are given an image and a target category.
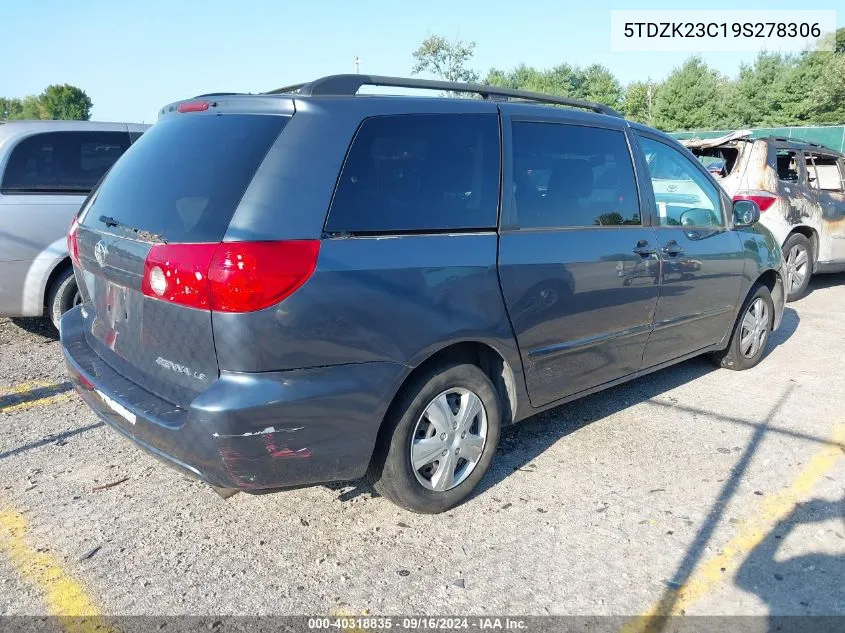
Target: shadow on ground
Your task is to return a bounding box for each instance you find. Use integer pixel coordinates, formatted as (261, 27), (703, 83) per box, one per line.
(736, 497), (845, 620)
(9, 316), (58, 340)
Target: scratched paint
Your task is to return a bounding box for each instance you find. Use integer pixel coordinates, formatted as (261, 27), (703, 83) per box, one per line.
(621, 423), (845, 633)
(0, 508), (115, 633)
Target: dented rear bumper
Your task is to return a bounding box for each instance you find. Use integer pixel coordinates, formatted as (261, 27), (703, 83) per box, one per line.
(59, 306), (405, 490)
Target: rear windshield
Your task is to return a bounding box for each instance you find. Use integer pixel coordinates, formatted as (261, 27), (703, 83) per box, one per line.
(81, 114), (287, 242)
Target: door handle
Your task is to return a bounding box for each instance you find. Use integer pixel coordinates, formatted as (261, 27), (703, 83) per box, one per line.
(632, 240), (656, 257)
(662, 241), (684, 256)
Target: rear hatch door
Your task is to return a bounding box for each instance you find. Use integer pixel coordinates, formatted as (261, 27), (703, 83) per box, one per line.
(75, 112), (288, 407)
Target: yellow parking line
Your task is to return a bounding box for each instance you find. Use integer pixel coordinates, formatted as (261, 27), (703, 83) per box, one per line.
(0, 380), (55, 396)
(0, 508), (113, 633)
(623, 423), (845, 632)
(1, 393), (75, 414)
(0, 381), (75, 414)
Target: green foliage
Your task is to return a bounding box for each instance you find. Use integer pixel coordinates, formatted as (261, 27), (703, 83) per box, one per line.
(727, 52), (794, 127)
(417, 26), (845, 131)
(580, 64), (622, 109)
(412, 35), (479, 84)
(652, 57), (730, 130)
(1, 84), (91, 121)
(483, 62), (622, 109)
(621, 81), (655, 124)
(39, 84), (92, 120)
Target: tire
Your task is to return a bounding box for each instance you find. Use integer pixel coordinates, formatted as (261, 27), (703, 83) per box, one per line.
(47, 267), (80, 330)
(367, 362), (501, 513)
(709, 282), (774, 371)
(782, 233), (813, 302)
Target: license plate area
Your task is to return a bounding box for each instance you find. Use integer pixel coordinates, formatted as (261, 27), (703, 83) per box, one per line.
(96, 389), (136, 425)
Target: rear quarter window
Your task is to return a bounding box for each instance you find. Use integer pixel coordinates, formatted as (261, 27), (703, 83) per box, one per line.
(325, 114), (500, 234)
(1, 131), (130, 194)
(81, 114), (287, 243)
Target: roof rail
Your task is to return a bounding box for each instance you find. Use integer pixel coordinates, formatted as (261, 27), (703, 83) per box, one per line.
(265, 74), (622, 117)
(765, 135), (827, 149)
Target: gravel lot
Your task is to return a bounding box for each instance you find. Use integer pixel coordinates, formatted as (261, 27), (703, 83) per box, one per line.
(1, 275), (843, 620)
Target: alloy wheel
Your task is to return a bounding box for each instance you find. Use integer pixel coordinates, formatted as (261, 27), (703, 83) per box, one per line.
(740, 297), (769, 359)
(785, 244), (808, 295)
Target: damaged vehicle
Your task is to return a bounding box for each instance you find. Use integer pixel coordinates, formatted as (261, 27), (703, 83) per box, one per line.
(684, 131), (845, 301)
(61, 75), (786, 513)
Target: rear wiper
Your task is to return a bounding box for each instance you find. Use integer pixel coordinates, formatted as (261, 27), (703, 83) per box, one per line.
(99, 215), (167, 244)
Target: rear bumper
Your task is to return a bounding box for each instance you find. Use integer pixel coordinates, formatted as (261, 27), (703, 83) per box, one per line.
(59, 306), (406, 490)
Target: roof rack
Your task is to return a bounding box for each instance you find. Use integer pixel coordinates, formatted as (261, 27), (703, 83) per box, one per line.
(265, 74), (622, 117)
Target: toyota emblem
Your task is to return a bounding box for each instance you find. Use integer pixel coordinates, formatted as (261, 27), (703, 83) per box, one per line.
(94, 241), (109, 267)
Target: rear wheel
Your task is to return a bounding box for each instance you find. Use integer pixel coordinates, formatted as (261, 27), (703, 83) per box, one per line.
(47, 267), (81, 330)
(367, 362), (500, 513)
(709, 283), (774, 371)
(783, 233), (812, 302)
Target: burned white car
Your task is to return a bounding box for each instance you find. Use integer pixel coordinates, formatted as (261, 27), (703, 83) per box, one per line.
(684, 132), (845, 301)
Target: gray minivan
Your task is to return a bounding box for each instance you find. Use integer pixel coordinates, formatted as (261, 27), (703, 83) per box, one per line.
(0, 120), (147, 326)
(60, 76), (786, 513)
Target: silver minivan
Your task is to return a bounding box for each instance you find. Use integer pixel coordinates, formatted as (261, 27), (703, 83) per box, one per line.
(0, 120), (148, 326)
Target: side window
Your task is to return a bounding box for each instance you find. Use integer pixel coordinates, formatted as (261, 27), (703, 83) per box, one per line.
(1, 131), (130, 194)
(775, 149), (800, 183)
(511, 122), (640, 228)
(806, 154), (844, 193)
(326, 114), (499, 233)
(638, 136), (723, 227)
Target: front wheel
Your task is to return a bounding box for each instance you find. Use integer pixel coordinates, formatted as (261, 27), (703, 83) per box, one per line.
(709, 282), (774, 371)
(367, 362), (501, 513)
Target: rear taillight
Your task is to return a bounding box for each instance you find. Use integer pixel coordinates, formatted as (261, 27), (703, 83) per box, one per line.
(733, 191), (777, 212)
(67, 216), (81, 265)
(141, 241), (320, 313)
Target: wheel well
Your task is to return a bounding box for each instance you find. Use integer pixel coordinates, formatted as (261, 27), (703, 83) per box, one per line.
(397, 342), (518, 427)
(787, 227), (818, 262)
(43, 258), (73, 311)
(756, 268), (777, 293)
(755, 268), (783, 312)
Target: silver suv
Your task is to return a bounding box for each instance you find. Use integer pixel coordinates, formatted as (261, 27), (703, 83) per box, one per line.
(0, 120), (148, 326)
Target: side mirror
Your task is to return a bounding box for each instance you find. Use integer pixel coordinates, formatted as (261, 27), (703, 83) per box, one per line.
(733, 199), (761, 227)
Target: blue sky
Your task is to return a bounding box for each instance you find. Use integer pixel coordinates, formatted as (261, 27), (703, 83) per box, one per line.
(1, 0), (841, 122)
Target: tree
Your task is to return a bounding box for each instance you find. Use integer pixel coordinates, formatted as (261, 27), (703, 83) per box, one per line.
(652, 57), (729, 131)
(580, 64), (623, 108)
(411, 35), (479, 85)
(38, 84), (92, 120)
(622, 81), (657, 124)
(19, 96), (45, 119)
(484, 63), (586, 98)
(0, 98), (23, 120)
(806, 53), (845, 124)
(727, 53), (793, 127)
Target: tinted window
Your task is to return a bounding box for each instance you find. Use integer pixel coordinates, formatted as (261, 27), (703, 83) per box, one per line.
(512, 123), (640, 228)
(81, 115), (287, 243)
(326, 114), (499, 233)
(638, 136), (722, 227)
(1, 131), (130, 194)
